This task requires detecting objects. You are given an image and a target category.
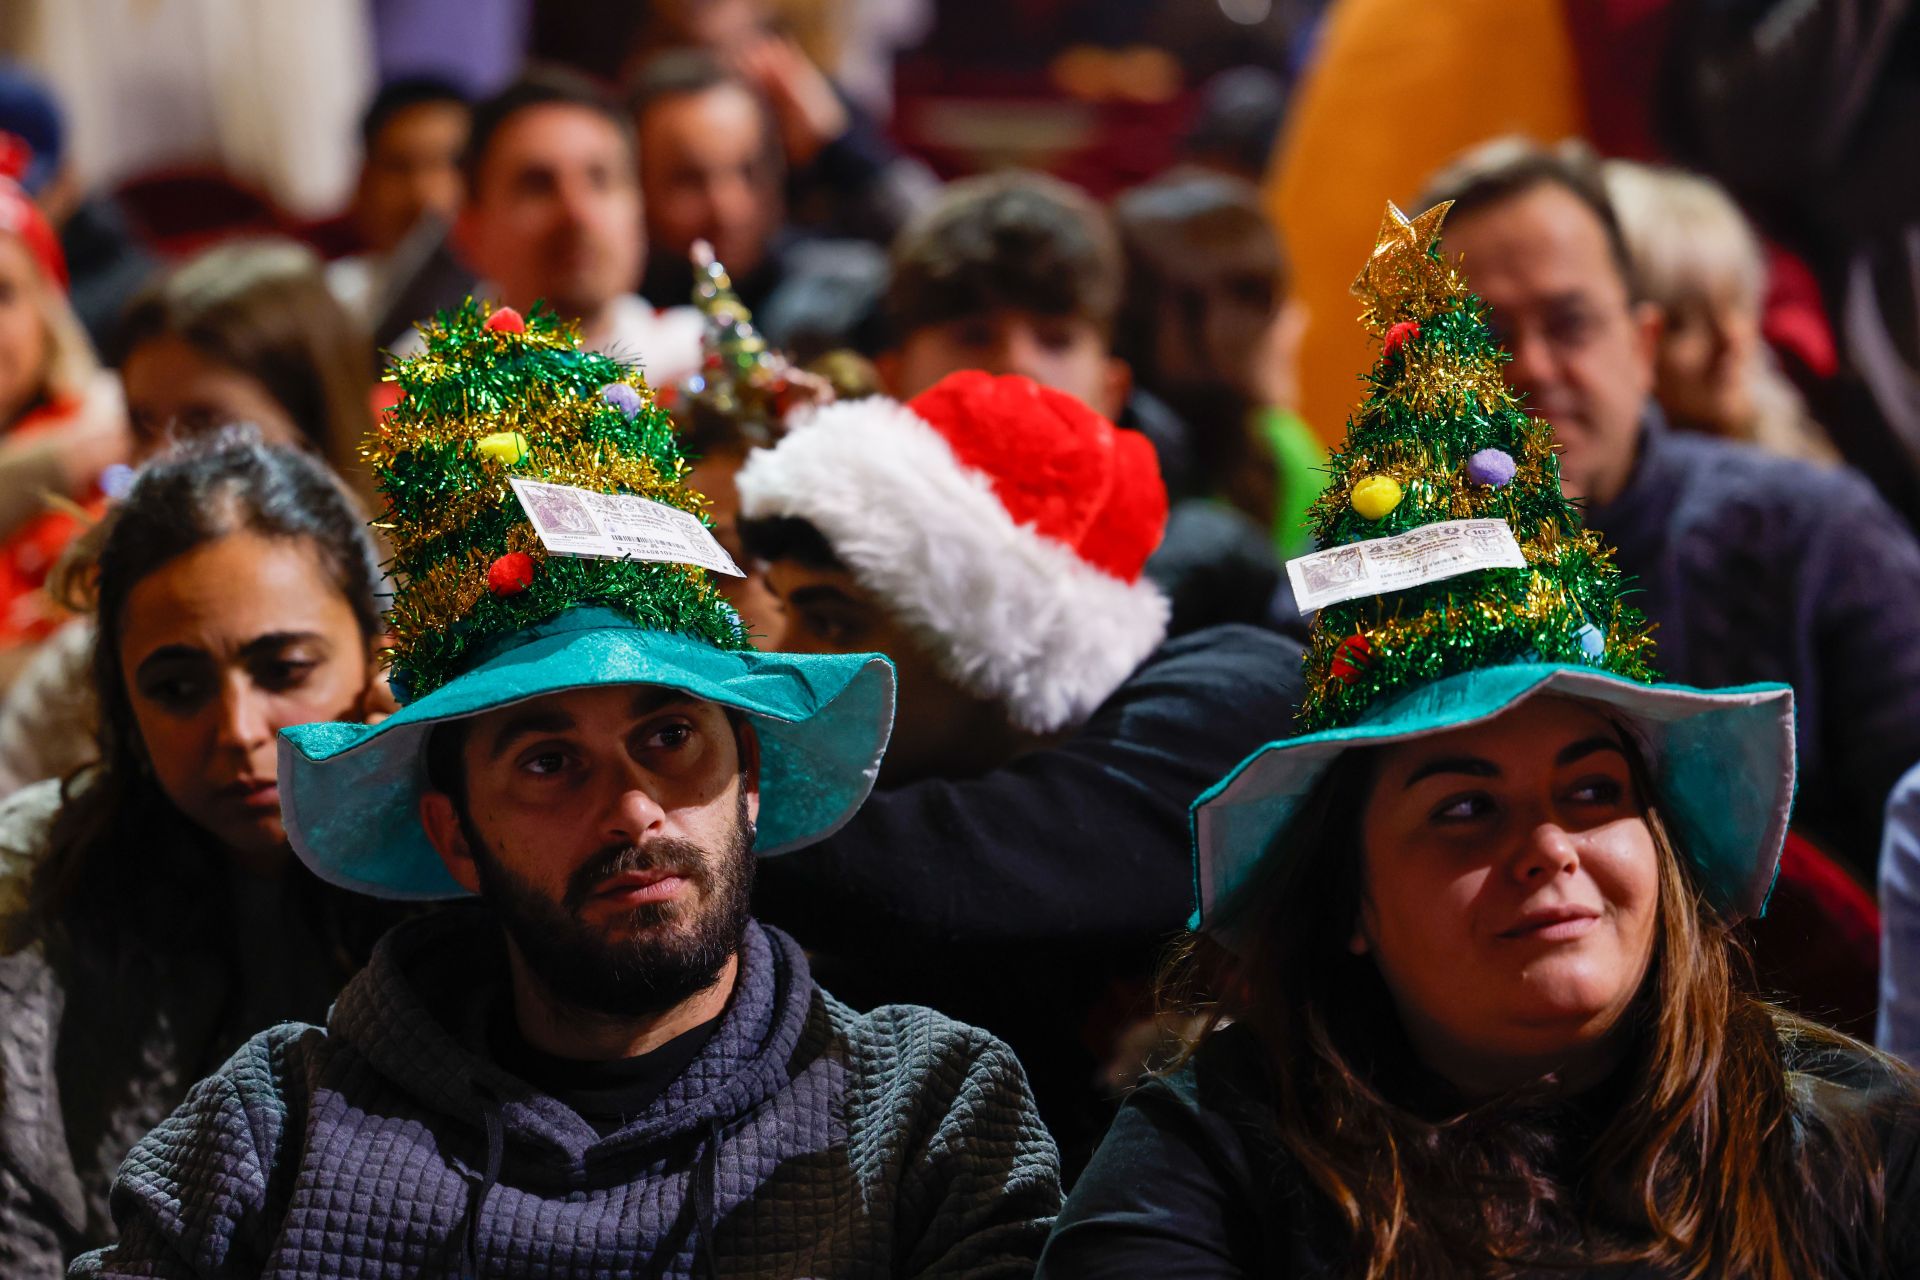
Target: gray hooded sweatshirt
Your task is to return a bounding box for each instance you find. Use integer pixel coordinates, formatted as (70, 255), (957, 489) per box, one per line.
(71, 908), (1061, 1278)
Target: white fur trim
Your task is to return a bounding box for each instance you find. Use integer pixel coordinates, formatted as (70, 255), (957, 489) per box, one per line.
(738, 397), (1169, 734)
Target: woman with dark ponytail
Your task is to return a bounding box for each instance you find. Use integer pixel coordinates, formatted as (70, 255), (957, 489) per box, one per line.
(0, 433), (402, 1275)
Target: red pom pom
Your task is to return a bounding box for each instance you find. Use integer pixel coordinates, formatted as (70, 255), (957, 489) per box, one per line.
(1383, 319), (1421, 360)
(487, 551), (537, 596)
(1330, 632), (1373, 685)
(483, 307), (526, 334)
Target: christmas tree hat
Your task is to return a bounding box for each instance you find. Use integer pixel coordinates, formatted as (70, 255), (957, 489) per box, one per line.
(276, 300), (895, 900)
(1189, 202), (1796, 931)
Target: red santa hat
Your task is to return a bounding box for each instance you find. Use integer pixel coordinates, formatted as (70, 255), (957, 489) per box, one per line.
(0, 140), (66, 290)
(736, 370), (1170, 734)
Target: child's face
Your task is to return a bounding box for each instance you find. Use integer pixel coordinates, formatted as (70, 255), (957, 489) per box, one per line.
(887, 309), (1129, 420)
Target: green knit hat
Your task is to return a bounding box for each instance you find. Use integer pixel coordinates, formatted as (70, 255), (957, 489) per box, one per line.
(277, 301), (894, 900)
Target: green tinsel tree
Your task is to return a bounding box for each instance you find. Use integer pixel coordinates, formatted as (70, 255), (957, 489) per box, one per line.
(1297, 202), (1654, 731)
(372, 300), (746, 702)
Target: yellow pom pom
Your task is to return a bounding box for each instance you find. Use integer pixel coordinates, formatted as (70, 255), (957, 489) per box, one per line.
(1350, 474), (1404, 520)
(476, 431), (530, 465)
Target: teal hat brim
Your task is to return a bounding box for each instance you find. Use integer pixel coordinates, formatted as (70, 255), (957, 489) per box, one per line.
(1191, 663), (1795, 932)
(278, 608), (894, 899)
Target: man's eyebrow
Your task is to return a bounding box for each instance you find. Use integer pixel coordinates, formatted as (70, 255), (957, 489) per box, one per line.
(1556, 736), (1627, 767)
(629, 687), (696, 718)
(482, 709), (577, 760)
(1402, 756), (1500, 789)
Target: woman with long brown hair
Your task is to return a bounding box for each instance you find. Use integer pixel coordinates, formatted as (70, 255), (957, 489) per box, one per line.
(1040, 202), (1920, 1278)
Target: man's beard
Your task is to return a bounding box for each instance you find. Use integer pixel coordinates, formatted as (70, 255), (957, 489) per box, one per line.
(465, 788), (756, 1020)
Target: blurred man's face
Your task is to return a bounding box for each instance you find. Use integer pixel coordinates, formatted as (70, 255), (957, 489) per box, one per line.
(761, 557), (999, 785)
(887, 310), (1130, 420)
(457, 104), (644, 324)
(1442, 183), (1660, 507)
(354, 101), (470, 254)
(638, 84), (780, 277)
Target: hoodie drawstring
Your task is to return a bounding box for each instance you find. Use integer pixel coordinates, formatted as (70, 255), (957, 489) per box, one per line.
(693, 1117), (721, 1280)
(457, 1087), (506, 1279)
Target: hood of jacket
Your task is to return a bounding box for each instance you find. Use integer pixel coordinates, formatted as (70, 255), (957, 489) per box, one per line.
(326, 906), (815, 1189)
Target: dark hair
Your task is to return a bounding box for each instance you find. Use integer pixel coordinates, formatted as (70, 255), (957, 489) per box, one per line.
(624, 47), (756, 121)
(1162, 734), (1908, 1278)
(1418, 137), (1639, 299)
(463, 67), (636, 190)
(886, 171), (1123, 342)
(738, 514), (844, 571)
(361, 74), (471, 151)
(115, 239), (374, 477)
(1182, 67), (1289, 181)
(1112, 169), (1287, 523)
(27, 433), (383, 946)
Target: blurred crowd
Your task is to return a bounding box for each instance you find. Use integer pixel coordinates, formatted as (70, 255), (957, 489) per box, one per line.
(3, 0), (1920, 1276)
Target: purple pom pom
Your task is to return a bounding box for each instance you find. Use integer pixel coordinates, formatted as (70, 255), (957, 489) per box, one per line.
(601, 382), (643, 418)
(1465, 447), (1517, 487)
(99, 463), (137, 501)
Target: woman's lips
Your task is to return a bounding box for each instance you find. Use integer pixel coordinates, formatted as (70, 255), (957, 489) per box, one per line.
(1498, 905), (1602, 942)
(219, 779), (281, 811)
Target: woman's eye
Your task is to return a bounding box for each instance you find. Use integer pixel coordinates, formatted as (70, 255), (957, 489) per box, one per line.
(142, 677), (207, 709)
(1568, 777), (1626, 806)
(1431, 793), (1494, 823)
(256, 659), (319, 691)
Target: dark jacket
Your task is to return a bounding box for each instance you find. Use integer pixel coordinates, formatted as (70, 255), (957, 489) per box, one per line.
(755, 625), (1304, 1167)
(1040, 1021), (1920, 1277)
(1587, 414), (1920, 870)
(72, 909), (1061, 1279)
(0, 782), (397, 1279)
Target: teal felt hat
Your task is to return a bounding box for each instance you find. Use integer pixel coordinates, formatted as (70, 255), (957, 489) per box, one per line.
(1190, 664), (1795, 930)
(279, 300), (893, 898)
(1189, 202), (1797, 932)
(279, 607), (893, 899)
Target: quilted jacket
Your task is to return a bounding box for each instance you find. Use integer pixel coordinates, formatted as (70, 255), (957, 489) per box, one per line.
(0, 781), (393, 1278)
(72, 907), (1062, 1278)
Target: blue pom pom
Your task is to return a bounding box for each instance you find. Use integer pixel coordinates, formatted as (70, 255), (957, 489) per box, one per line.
(1576, 623), (1606, 661)
(601, 382), (643, 418)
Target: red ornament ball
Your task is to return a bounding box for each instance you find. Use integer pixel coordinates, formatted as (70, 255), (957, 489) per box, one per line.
(483, 306), (526, 334)
(486, 551), (537, 596)
(1383, 319), (1421, 360)
(1329, 632), (1373, 685)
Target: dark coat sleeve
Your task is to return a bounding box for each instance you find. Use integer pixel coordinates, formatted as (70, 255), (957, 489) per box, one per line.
(1036, 1075), (1258, 1278)
(1798, 469), (1920, 862)
(754, 627), (1303, 952)
(68, 1028), (308, 1280)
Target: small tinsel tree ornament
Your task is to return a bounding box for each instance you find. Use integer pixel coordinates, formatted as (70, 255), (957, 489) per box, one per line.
(666, 240), (832, 449)
(1294, 201), (1655, 730)
(370, 299), (746, 701)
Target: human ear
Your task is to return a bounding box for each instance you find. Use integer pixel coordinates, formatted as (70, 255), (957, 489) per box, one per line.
(733, 717), (763, 830)
(1100, 356), (1133, 422)
(1628, 300), (1663, 393)
(420, 792), (482, 894)
(1348, 898), (1376, 955)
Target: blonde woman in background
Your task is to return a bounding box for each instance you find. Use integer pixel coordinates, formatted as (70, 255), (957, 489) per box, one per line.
(1603, 160), (1836, 466)
(0, 239), (378, 798)
(0, 170), (125, 678)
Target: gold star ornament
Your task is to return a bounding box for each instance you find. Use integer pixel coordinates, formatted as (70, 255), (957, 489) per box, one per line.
(1350, 199), (1465, 332)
